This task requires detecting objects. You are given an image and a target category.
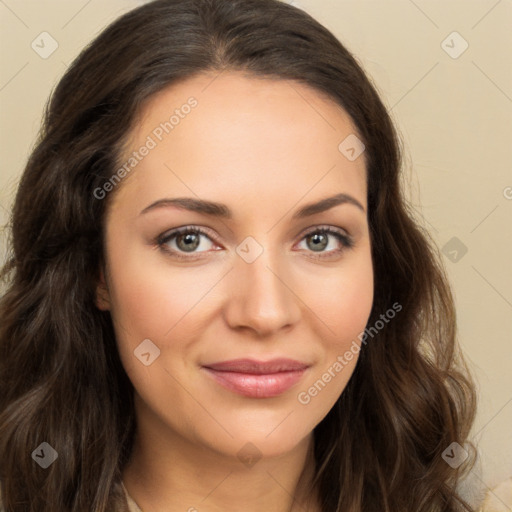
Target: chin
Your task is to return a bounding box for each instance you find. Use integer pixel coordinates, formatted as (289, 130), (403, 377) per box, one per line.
(197, 416), (315, 463)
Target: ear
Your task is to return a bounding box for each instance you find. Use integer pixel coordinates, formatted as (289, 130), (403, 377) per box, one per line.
(95, 268), (111, 311)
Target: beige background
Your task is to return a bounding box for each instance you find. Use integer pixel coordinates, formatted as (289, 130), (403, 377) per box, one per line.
(1, 0), (511, 508)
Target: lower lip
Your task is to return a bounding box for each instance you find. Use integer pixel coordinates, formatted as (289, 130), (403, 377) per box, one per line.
(202, 368), (307, 398)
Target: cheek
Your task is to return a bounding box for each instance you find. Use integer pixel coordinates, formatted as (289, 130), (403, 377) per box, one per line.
(299, 249), (374, 345)
(104, 235), (226, 382)
(105, 252), (219, 427)
(295, 249), (373, 403)
(106, 233), (217, 335)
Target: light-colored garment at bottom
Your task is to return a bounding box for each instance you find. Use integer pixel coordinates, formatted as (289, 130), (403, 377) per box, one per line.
(478, 477), (512, 512)
(120, 477), (512, 512)
(121, 481), (143, 512)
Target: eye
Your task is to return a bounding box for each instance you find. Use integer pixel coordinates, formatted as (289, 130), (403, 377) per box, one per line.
(295, 226), (354, 259)
(156, 225), (354, 260)
(157, 226), (220, 260)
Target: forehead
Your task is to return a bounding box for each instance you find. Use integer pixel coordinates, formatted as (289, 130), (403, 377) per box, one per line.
(110, 71), (367, 216)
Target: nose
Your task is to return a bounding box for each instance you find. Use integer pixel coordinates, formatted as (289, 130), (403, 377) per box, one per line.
(223, 247), (302, 337)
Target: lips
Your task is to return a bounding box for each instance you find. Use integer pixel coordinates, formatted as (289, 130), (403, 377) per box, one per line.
(202, 358), (310, 398)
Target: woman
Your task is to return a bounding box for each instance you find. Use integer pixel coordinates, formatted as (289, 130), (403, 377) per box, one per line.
(0, 0), (477, 510)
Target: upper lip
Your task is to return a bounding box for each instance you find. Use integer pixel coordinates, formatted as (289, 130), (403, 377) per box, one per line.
(203, 358), (310, 374)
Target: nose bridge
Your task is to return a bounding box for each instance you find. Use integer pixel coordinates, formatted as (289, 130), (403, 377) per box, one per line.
(224, 236), (301, 335)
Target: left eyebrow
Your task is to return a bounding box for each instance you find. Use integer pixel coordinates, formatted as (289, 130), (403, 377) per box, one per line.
(139, 192), (366, 218)
(140, 197), (232, 218)
(291, 193), (366, 218)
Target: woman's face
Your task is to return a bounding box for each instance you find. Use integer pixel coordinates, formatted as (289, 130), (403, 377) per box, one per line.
(97, 71), (373, 460)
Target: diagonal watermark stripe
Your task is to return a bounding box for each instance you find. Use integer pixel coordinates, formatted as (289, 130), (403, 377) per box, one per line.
(471, 471), (512, 511)
(201, 68), (225, 93)
(472, 0), (502, 30)
(265, 265), (338, 337)
(266, 471), (308, 511)
(0, 62), (29, 92)
(61, 0), (93, 29)
(473, 397), (512, 437)
(200, 471), (233, 502)
(389, 62), (439, 111)
(288, 82), (337, 131)
(472, 61), (512, 104)
(265, 410), (294, 438)
(0, 0), (29, 28)
(471, 266), (512, 309)
(266, 164), (336, 234)
(163, 267), (234, 338)
(407, 0), (438, 28)
(470, 205), (499, 233)
(162, 366), (234, 438)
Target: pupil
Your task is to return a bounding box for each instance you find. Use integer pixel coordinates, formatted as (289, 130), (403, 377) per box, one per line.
(309, 233), (327, 251)
(178, 233), (200, 252)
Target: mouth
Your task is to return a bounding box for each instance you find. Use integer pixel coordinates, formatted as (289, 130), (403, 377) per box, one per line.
(201, 358), (310, 398)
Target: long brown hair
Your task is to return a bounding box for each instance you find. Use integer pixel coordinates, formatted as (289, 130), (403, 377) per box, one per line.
(0, 0), (476, 510)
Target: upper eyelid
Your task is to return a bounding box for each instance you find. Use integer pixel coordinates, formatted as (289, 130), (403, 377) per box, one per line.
(300, 224), (350, 238)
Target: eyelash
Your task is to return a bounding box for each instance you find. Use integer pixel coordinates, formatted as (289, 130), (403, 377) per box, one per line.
(156, 225), (354, 261)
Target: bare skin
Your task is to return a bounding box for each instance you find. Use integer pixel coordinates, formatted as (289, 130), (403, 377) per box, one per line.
(96, 71), (374, 512)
